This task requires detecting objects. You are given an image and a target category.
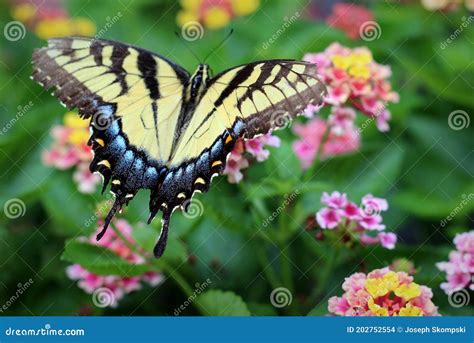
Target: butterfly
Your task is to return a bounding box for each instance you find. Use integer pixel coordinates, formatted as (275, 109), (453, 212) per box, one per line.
(32, 36), (326, 258)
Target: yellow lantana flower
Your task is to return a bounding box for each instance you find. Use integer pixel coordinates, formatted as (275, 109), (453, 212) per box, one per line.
(35, 18), (72, 39)
(394, 283), (421, 301)
(365, 272), (399, 298)
(63, 112), (89, 145)
(365, 278), (388, 298)
(231, 0), (260, 16)
(180, 0), (201, 11)
(331, 54), (353, 70)
(368, 298), (389, 316)
(72, 18), (96, 36)
(203, 7), (231, 30)
(398, 303), (423, 316)
(11, 4), (36, 22)
(348, 64), (370, 80)
(351, 51), (373, 65)
(64, 112), (88, 129)
(176, 10), (200, 27)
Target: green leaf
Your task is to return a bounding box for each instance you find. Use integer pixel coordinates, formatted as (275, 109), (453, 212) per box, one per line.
(39, 171), (97, 236)
(61, 240), (152, 276)
(197, 290), (251, 316)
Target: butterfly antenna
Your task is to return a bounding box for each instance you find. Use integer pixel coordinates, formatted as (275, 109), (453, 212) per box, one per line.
(203, 29), (234, 63)
(174, 31), (202, 64)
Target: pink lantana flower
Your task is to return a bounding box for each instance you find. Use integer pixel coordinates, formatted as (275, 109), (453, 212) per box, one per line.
(326, 3), (374, 40)
(223, 133), (280, 183)
(66, 218), (164, 307)
(43, 112), (101, 193)
(303, 43), (399, 132)
(315, 192), (396, 249)
(328, 268), (440, 316)
(436, 230), (474, 294)
(292, 110), (360, 169)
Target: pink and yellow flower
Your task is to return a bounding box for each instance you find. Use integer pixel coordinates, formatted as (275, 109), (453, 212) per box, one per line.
(42, 112), (101, 193)
(315, 192), (396, 249)
(292, 108), (360, 169)
(66, 218), (163, 307)
(177, 0), (260, 30)
(436, 230), (474, 294)
(10, 0), (95, 39)
(304, 43), (399, 132)
(328, 268), (439, 316)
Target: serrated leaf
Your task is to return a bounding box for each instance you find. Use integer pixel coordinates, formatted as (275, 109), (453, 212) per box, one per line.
(197, 290), (251, 316)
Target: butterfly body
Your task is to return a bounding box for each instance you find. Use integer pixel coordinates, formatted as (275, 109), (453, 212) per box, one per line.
(32, 37), (325, 258)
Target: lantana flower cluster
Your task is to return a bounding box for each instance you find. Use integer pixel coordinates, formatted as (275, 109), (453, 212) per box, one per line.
(42, 112), (100, 193)
(223, 133), (280, 183)
(328, 268), (439, 316)
(11, 1), (95, 39)
(326, 3), (374, 40)
(315, 191), (397, 249)
(436, 230), (474, 294)
(304, 43), (399, 132)
(292, 107), (360, 169)
(177, 0), (260, 30)
(66, 218), (163, 307)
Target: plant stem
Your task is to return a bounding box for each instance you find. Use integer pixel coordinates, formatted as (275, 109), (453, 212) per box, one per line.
(255, 245), (281, 290)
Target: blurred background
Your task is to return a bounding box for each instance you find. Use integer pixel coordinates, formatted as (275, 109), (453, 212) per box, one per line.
(0, 0), (472, 316)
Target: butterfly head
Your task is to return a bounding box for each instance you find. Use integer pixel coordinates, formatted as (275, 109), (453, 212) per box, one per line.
(189, 64), (210, 101)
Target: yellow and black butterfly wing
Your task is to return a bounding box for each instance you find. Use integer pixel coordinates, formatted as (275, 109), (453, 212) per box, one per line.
(32, 37), (190, 250)
(170, 60), (326, 164)
(151, 60), (325, 254)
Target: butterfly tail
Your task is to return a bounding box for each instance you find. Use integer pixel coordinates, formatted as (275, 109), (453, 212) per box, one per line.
(153, 211), (171, 258)
(96, 195), (124, 241)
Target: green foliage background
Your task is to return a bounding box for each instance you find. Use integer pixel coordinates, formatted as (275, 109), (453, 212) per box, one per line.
(0, 0), (472, 316)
